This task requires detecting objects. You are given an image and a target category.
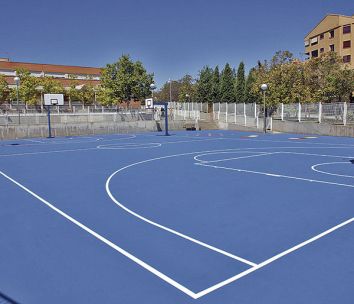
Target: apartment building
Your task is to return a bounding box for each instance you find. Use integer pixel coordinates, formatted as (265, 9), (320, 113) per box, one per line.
(304, 14), (354, 68)
(0, 58), (102, 88)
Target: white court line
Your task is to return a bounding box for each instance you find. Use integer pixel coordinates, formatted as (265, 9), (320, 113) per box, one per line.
(196, 163), (354, 188)
(2, 134), (136, 148)
(0, 147), (98, 157)
(195, 152), (275, 164)
(195, 217), (354, 298)
(0, 170), (197, 299)
(23, 139), (46, 144)
(201, 134), (354, 148)
(106, 165), (257, 267)
(97, 143), (162, 150)
(0, 138), (226, 157)
(1, 146), (354, 299)
(1, 169), (353, 299)
(312, 162), (354, 179)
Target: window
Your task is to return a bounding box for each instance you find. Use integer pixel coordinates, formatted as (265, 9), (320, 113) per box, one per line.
(320, 33), (324, 40)
(329, 30), (334, 38)
(329, 44), (335, 52)
(310, 37), (318, 45)
(343, 55), (351, 63)
(343, 25), (351, 34)
(311, 50), (318, 58)
(343, 40), (351, 48)
(320, 48), (324, 53)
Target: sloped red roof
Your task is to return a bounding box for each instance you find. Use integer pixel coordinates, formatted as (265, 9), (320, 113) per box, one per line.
(0, 61), (102, 75)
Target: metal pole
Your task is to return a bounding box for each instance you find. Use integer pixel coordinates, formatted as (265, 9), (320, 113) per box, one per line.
(16, 84), (21, 125)
(164, 103), (169, 136)
(263, 91), (266, 133)
(47, 106), (53, 138)
(169, 79), (172, 103)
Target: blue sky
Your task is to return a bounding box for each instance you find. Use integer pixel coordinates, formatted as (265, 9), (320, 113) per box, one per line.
(1, 0), (353, 86)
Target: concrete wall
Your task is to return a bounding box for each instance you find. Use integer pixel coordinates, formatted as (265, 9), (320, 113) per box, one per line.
(272, 120), (354, 137)
(217, 119), (354, 137)
(0, 120), (192, 140)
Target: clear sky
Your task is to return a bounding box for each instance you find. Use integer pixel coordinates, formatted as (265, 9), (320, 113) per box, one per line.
(1, 0), (353, 86)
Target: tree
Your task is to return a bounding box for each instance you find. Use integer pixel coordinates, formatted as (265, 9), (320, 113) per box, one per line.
(101, 54), (154, 102)
(40, 76), (64, 94)
(178, 75), (196, 102)
(65, 76), (80, 107)
(235, 61), (245, 103)
(211, 66), (221, 103)
(155, 80), (181, 102)
(244, 68), (260, 103)
(220, 63), (235, 102)
(77, 84), (95, 105)
(196, 66), (213, 103)
(0, 75), (9, 103)
(11, 69), (39, 105)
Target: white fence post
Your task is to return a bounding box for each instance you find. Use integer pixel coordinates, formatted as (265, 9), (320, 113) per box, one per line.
(298, 102), (301, 122)
(183, 103), (186, 120)
(254, 102), (257, 118)
(225, 103), (228, 123)
(218, 102), (220, 120)
(318, 102), (322, 123)
(281, 103), (284, 121)
(243, 102), (246, 126)
(213, 103), (215, 119)
(343, 102), (347, 126)
(234, 103), (237, 124)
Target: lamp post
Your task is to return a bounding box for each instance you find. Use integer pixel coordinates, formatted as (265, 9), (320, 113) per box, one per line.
(260, 83), (268, 133)
(185, 94), (190, 102)
(150, 83), (156, 100)
(168, 78), (172, 103)
(14, 76), (20, 124)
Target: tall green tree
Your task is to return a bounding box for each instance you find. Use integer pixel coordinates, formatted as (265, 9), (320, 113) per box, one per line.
(11, 69), (39, 105)
(155, 80), (181, 102)
(211, 66), (221, 103)
(40, 76), (64, 94)
(220, 63), (235, 102)
(0, 75), (9, 103)
(244, 68), (259, 103)
(178, 75), (196, 102)
(101, 54), (154, 103)
(235, 61), (245, 103)
(196, 66), (213, 103)
(65, 76), (80, 107)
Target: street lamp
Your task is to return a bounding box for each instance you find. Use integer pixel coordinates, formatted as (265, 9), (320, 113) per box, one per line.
(150, 83), (156, 100)
(168, 78), (172, 103)
(14, 76), (20, 124)
(260, 83), (268, 133)
(185, 94), (190, 102)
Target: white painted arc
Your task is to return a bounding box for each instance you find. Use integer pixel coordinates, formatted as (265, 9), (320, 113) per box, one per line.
(312, 162), (354, 179)
(0, 170), (198, 299)
(195, 163), (354, 188)
(106, 163), (257, 267)
(1, 145), (354, 299)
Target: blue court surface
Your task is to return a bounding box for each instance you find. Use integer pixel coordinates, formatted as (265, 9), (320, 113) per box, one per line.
(0, 130), (353, 304)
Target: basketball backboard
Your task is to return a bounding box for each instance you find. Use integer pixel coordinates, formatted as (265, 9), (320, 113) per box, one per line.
(44, 94), (64, 106)
(145, 98), (153, 109)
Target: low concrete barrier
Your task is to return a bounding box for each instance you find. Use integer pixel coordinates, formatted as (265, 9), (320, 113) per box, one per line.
(0, 120), (192, 140)
(272, 120), (354, 137)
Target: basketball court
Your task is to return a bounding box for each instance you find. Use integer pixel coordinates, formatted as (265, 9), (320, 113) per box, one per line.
(0, 130), (353, 303)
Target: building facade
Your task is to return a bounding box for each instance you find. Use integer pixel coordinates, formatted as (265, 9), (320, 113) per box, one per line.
(0, 58), (102, 88)
(304, 14), (354, 68)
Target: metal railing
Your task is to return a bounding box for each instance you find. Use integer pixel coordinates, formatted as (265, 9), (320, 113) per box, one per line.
(273, 102), (354, 125)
